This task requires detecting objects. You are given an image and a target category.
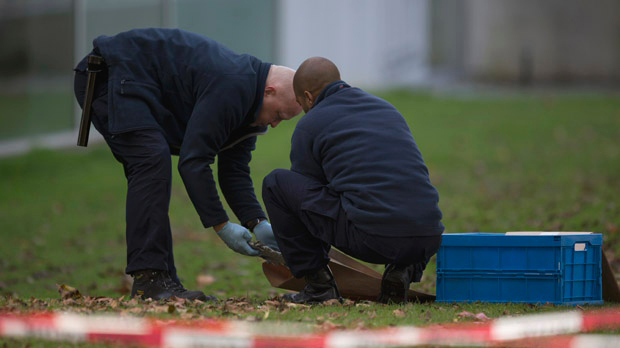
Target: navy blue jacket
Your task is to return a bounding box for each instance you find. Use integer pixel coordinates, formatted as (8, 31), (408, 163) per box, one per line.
(290, 81), (443, 237)
(86, 28), (270, 228)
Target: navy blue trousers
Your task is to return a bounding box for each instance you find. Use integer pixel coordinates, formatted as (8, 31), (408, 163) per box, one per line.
(262, 169), (441, 279)
(74, 55), (179, 282)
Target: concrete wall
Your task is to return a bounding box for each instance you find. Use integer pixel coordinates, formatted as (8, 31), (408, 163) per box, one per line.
(175, 0), (277, 63)
(463, 0), (620, 83)
(278, 0), (430, 89)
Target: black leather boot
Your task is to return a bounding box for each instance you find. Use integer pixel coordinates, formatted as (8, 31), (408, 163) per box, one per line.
(282, 266), (342, 304)
(131, 269), (215, 302)
(378, 264), (417, 304)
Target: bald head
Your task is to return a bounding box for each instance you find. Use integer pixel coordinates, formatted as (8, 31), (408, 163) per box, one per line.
(251, 65), (302, 128)
(293, 57), (341, 112)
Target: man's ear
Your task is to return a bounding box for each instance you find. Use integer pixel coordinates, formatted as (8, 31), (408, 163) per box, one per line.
(304, 90), (314, 106)
(265, 86), (276, 96)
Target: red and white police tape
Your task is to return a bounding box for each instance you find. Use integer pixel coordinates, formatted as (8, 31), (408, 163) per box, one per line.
(1, 308), (620, 347)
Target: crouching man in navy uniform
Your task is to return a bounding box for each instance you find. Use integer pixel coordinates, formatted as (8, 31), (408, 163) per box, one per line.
(262, 57), (443, 304)
(74, 28), (302, 301)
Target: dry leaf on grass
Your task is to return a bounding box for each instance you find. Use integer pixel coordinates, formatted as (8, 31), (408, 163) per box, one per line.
(196, 274), (216, 287)
(117, 274), (133, 294)
(350, 319), (368, 330)
(315, 320), (344, 332)
(327, 312), (347, 319)
(457, 311), (491, 321)
(57, 284), (82, 300)
(342, 299), (355, 306)
(393, 309), (406, 318)
(323, 299), (343, 306)
(264, 300), (281, 307)
(286, 302), (310, 310)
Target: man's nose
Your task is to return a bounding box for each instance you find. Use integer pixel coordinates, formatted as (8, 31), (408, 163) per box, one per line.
(270, 120), (281, 128)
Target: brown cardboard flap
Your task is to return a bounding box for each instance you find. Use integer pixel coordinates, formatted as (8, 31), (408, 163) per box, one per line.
(602, 248), (620, 303)
(262, 248), (435, 303)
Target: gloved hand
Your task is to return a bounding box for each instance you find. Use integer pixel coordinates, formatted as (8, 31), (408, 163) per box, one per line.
(216, 222), (260, 256)
(253, 220), (280, 251)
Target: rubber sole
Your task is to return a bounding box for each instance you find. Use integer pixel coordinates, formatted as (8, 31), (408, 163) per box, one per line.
(378, 265), (409, 303)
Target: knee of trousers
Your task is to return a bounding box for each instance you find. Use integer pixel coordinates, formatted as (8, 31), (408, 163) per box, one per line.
(262, 168), (290, 197)
(127, 143), (171, 181)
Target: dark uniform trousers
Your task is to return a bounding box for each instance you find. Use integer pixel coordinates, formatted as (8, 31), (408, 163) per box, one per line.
(262, 169), (442, 279)
(74, 54), (179, 282)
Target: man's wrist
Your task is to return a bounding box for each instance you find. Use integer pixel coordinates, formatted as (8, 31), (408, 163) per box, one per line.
(244, 218), (267, 232)
(213, 221), (228, 232)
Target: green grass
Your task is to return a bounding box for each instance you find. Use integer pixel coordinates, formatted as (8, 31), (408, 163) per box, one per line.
(1, 90), (620, 343)
(0, 92), (74, 141)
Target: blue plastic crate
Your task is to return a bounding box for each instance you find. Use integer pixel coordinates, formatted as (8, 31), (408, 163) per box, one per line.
(436, 233), (603, 305)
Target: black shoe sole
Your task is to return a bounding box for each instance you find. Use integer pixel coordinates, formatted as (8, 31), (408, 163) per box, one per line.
(379, 271), (409, 304)
(379, 282), (407, 304)
(282, 291), (342, 304)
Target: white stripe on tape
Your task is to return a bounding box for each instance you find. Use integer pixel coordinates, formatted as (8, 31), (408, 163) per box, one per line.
(491, 311), (582, 341)
(0, 318), (29, 337)
(163, 328), (251, 348)
(325, 327), (422, 348)
(570, 335), (620, 348)
(325, 331), (381, 348)
(3, 315), (86, 342)
(56, 313), (149, 335)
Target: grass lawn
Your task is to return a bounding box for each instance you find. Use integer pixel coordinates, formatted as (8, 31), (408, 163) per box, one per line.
(0, 92), (74, 141)
(1, 89), (619, 344)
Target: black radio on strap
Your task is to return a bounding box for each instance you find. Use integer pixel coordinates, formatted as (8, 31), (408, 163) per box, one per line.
(77, 55), (104, 147)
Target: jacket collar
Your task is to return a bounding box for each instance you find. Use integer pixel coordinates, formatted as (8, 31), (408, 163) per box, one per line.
(312, 80), (350, 109)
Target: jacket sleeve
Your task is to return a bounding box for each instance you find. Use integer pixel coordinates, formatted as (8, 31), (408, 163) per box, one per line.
(290, 126), (326, 183)
(218, 136), (266, 225)
(178, 80), (251, 228)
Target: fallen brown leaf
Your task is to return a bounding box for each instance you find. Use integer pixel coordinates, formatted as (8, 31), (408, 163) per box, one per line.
(342, 299), (355, 306)
(315, 320), (344, 332)
(474, 312), (490, 321)
(62, 298), (77, 305)
(57, 284), (82, 300)
(286, 302), (310, 309)
(457, 311), (490, 321)
(264, 300), (281, 307)
(127, 307), (143, 314)
(327, 312), (347, 319)
(116, 274), (132, 294)
(196, 274), (216, 287)
(350, 319), (367, 330)
(393, 309), (406, 318)
(323, 299), (342, 306)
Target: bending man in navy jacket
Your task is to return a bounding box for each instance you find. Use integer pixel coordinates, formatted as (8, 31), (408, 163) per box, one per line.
(74, 28), (301, 301)
(262, 57), (443, 304)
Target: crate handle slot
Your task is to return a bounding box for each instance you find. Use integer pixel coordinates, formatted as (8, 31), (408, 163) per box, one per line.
(574, 243), (587, 251)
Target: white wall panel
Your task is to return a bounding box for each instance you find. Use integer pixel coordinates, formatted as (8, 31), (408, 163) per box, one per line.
(278, 0), (430, 89)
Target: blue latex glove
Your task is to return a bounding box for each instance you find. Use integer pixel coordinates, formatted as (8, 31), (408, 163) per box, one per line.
(216, 222), (260, 256)
(253, 220), (279, 251)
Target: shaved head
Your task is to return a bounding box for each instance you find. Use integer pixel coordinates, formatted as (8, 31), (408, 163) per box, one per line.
(251, 65), (302, 128)
(293, 57), (341, 112)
